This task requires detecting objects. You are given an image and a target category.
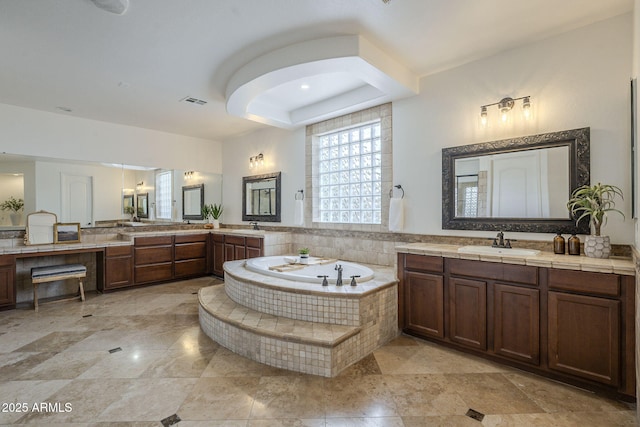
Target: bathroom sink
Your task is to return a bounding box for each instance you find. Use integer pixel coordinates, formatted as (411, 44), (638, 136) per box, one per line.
(457, 245), (540, 257)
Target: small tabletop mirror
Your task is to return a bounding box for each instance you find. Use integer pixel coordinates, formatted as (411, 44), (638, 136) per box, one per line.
(25, 211), (57, 245)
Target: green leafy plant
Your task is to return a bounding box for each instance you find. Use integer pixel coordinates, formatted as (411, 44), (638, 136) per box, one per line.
(202, 203), (223, 220)
(0, 196), (24, 212)
(123, 206), (135, 216)
(299, 247), (310, 255)
(567, 183), (624, 236)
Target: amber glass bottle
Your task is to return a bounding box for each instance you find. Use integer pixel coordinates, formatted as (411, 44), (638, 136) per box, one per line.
(568, 234), (581, 255)
(553, 232), (565, 254)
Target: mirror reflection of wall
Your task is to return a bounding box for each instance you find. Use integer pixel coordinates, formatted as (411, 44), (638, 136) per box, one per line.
(0, 173), (25, 226)
(0, 153), (223, 229)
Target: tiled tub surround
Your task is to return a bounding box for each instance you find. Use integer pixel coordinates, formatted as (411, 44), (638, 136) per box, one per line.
(199, 259), (398, 377)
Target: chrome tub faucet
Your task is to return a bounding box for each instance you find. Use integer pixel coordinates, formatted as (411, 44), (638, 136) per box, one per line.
(335, 264), (343, 286)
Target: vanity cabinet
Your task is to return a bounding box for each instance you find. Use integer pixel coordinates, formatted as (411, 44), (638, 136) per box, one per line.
(398, 253), (635, 398)
(211, 233), (264, 278)
(0, 255), (15, 310)
(134, 236), (174, 284)
(174, 234), (209, 278)
(104, 246), (134, 290)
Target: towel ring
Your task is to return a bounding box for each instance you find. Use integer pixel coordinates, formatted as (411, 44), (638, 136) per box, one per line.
(389, 185), (404, 199)
(295, 189), (304, 200)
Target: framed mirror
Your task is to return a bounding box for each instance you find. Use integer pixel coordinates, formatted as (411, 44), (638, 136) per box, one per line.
(123, 194), (134, 213)
(442, 127), (590, 233)
(182, 184), (204, 220)
(242, 172), (281, 222)
(137, 193), (149, 219)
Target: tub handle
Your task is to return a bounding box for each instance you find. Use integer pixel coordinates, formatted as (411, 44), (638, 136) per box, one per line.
(317, 275), (329, 287)
(350, 275), (361, 286)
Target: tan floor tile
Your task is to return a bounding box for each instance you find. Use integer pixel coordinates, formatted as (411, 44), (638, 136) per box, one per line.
(0, 351), (57, 381)
(402, 415), (481, 426)
(139, 348), (217, 378)
(325, 417), (404, 426)
(248, 419), (324, 427)
(77, 348), (167, 379)
(0, 330), (52, 353)
(482, 410), (637, 426)
(177, 376), (260, 420)
(0, 379), (70, 424)
(202, 349), (295, 377)
(250, 375), (326, 419)
(96, 378), (197, 422)
(503, 371), (631, 412)
(17, 350), (107, 380)
(14, 331), (95, 352)
(324, 375), (398, 418)
(384, 374), (468, 417)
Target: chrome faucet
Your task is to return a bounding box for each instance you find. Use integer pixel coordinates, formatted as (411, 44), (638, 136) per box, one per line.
(335, 264), (343, 286)
(250, 221), (259, 230)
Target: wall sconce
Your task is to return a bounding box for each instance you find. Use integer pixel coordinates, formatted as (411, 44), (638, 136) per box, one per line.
(249, 153), (264, 168)
(184, 171), (194, 180)
(480, 96), (531, 125)
(136, 181), (144, 189)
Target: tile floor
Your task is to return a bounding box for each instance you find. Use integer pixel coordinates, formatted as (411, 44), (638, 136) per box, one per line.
(0, 276), (636, 426)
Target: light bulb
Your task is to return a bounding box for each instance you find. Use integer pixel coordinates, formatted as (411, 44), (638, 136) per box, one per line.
(501, 108), (509, 122)
(522, 97), (531, 119)
(480, 106), (488, 126)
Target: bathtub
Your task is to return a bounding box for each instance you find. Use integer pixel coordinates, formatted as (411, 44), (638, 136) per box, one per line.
(245, 256), (374, 284)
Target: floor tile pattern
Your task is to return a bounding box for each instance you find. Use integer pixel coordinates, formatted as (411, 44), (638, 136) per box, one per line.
(0, 277), (635, 426)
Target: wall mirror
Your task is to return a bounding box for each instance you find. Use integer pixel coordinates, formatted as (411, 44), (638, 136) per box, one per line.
(136, 193), (149, 219)
(0, 153), (223, 230)
(123, 194), (134, 213)
(442, 127), (590, 233)
(182, 184), (204, 220)
(242, 172), (281, 222)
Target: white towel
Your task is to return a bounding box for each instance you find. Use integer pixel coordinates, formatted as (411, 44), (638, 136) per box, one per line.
(389, 197), (404, 232)
(294, 199), (304, 226)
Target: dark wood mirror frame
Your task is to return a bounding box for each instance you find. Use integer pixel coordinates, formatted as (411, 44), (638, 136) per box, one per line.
(182, 184), (204, 220)
(442, 127), (590, 234)
(242, 172), (281, 223)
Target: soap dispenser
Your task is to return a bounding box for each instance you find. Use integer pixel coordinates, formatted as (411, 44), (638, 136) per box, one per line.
(568, 234), (581, 256)
(553, 232), (566, 254)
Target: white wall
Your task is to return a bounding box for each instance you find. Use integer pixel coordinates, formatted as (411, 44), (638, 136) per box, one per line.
(222, 127), (305, 225)
(221, 13), (634, 244)
(0, 103), (223, 173)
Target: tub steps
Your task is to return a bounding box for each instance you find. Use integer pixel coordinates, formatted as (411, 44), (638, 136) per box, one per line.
(199, 284), (359, 347)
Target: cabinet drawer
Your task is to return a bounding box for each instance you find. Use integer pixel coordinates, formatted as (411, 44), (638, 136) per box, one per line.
(404, 254), (443, 273)
(175, 242), (206, 260)
(106, 245), (132, 257)
(448, 259), (537, 285)
(0, 255), (15, 267)
(175, 259), (207, 278)
(175, 234), (208, 244)
(135, 236), (173, 246)
(135, 263), (173, 283)
(246, 237), (263, 249)
(212, 233), (225, 243)
(225, 235), (245, 246)
(548, 269), (619, 297)
(134, 246), (173, 265)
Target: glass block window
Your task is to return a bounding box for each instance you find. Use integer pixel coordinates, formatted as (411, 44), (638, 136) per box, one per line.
(317, 120), (382, 224)
(155, 170), (173, 220)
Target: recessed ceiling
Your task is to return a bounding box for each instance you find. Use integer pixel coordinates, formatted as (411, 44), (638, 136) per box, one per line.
(0, 0), (633, 141)
(225, 35), (419, 128)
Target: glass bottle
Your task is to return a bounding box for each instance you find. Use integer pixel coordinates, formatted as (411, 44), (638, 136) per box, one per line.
(568, 234), (581, 256)
(553, 232), (565, 254)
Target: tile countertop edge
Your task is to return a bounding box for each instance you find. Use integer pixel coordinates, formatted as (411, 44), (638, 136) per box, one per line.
(395, 243), (635, 276)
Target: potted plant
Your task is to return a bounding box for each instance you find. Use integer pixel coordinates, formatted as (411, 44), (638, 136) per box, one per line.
(202, 203), (223, 229)
(1, 196), (24, 226)
(566, 182), (624, 258)
(299, 247), (310, 264)
(123, 206), (135, 221)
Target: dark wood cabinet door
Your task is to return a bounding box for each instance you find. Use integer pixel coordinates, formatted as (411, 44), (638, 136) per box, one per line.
(548, 291), (620, 386)
(212, 239), (225, 277)
(494, 284), (540, 364)
(404, 271), (444, 339)
(234, 244), (246, 260)
(0, 264), (15, 308)
(449, 277), (487, 350)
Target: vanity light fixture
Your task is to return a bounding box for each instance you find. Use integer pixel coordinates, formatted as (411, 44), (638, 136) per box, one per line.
(249, 153), (264, 168)
(184, 171), (194, 180)
(479, 96), (531, 125)
(136, 181), (144, 189)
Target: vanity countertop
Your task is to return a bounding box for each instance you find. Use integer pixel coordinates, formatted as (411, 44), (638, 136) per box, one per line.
(395, 242), (635, 276)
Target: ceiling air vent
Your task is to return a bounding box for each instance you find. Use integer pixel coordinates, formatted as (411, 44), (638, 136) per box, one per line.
(180, 96), (207, 106)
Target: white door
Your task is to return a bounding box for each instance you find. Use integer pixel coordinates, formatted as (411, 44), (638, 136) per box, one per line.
(61, 174), (93, 226)
(491, 151), (544, 218)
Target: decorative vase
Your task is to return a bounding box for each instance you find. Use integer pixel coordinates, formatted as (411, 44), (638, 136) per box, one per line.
(583, 235), (611, 259)
(9, 212), (22, 226)
(299, 254), (309, 264)
(212, 219), (220, 229)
